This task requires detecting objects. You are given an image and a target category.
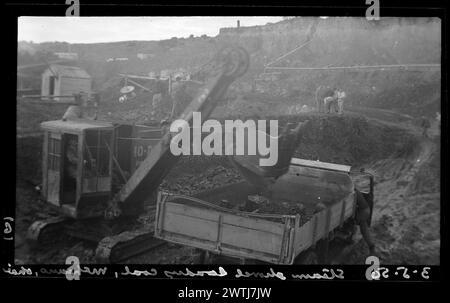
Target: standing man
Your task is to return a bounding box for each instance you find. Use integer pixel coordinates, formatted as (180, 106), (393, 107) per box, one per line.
(337, 89), (346, 114)
(355, 189), (376, 255)
(324, 88), (338, 114)
(316, 86), (335, 113)
(65, 137), (79, 188)
(324, 96), (334, 113)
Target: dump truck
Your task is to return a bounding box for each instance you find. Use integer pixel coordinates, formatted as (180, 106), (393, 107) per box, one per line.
(154, 158), (374, 264)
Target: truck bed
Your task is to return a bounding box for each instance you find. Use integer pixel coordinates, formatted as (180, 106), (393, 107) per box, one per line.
(155, 181), (356, 264)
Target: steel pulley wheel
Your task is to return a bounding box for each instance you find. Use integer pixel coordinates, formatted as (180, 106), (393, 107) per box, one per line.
(218, 46), (250, 78)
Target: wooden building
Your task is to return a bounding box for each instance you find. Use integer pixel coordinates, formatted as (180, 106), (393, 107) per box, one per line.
(41, 64), (91, 101)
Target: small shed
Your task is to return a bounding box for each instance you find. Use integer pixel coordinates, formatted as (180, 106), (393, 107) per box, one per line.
(41, 64), (92, 101)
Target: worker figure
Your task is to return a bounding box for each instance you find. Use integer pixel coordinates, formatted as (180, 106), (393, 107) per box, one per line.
(65, 137), (79, 188)
(420, 116), (431, 138)
(324, 90), (338, 114)
(324, 96), (334, 114)
(322, 87), (338, 114)
(331, 88), (340, 113)
(337, 89), (346, 114)
(316, 86), (334, 113)
(355, 189), (376, 255)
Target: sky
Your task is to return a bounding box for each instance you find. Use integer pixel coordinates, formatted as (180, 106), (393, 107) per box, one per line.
(18, 17), (284, 43)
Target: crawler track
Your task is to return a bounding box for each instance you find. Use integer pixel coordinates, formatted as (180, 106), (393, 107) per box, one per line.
(27, 214), (167, 264)
(95, 228), (166, 263)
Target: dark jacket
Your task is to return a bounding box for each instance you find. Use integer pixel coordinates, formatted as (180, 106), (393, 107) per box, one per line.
(355, 189), (370, 224)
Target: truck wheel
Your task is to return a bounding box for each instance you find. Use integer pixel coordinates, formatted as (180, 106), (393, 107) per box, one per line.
(344, 224), (357, 244)
(337, 221), (357, 244)
(198, 250), (212, 264)
(294, 250), (319, 265)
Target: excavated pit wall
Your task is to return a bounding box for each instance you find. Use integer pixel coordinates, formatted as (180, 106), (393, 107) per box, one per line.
(165, 114), (418, 177)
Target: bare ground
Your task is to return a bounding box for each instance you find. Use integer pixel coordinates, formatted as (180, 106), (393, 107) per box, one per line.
(335, 110), (440, 265)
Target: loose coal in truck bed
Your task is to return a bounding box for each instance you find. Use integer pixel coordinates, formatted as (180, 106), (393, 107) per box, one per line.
(170, 181), (326, 226)
(215, 193), (322, 226)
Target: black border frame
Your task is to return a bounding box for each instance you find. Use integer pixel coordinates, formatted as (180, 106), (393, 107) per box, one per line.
(4, 1), (447, 294)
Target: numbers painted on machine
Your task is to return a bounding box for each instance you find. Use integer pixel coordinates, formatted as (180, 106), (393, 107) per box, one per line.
(133, 144), (153, 160)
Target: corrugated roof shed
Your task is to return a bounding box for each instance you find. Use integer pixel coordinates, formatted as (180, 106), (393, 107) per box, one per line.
(48, 64), (91, 79)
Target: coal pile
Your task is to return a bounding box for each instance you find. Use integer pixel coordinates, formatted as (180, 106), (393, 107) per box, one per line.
(160, 164), (244, 196)
(217, 193), (321, 226)
(162, 161), (322, 226)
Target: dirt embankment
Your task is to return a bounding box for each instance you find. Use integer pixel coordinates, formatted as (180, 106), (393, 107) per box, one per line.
(336, 114), (440, 265)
